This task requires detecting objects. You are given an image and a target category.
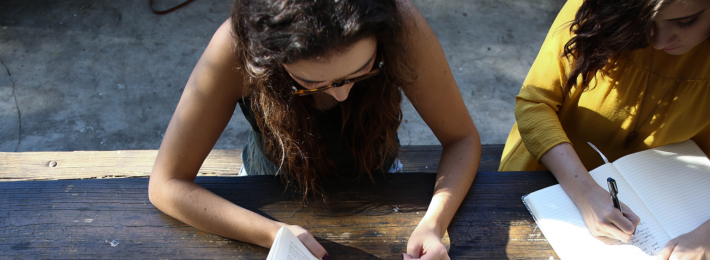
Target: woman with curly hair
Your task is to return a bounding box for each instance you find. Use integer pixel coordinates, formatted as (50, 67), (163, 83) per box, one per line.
(148, 0), (481, 259)
(500, 0), (710, 258)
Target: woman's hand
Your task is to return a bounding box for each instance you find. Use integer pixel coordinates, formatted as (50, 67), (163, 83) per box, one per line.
(575, 182), (641, 242)
(403, 225), (450, 260)
(540, 143), (640, 243)
(656, 220), (710, 260)
(284, 225), (330, 260)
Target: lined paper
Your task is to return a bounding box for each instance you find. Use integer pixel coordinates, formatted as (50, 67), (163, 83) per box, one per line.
(526, 163), (667, 259)
(615, 140), (710, 238)
(589, 164), (670, 255)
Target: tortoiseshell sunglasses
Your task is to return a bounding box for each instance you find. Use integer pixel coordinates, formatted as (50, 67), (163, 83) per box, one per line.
(284, 58), (385, 96)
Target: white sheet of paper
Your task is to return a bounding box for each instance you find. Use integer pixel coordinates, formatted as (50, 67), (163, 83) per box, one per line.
(266, 226), (319, 260)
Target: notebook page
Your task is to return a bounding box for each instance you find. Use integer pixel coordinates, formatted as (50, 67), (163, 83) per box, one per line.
(267, 226), (319, 260)
(525, 164), (667, 259)
(589, 164), (670, 255)
(265, 227), (284, 260)
(614, 140), (710, 238)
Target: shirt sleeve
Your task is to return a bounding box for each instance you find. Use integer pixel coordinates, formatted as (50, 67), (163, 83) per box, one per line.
(514, 0), (580, 160)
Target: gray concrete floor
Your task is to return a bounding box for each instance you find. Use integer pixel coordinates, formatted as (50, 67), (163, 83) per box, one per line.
(0, 0), (566, 152)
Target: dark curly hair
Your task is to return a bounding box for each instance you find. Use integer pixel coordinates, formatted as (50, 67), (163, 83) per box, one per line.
(562, 0), (672, 92)
(230, 0), (417, 202)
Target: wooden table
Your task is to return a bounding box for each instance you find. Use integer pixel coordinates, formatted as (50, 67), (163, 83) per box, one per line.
(0, 171), (560, 259)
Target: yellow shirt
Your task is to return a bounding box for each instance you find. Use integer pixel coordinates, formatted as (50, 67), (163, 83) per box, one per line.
(499, 0), (710, 171)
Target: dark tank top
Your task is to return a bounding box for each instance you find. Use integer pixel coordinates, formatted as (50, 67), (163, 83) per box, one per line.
(237, 96), (398, 178)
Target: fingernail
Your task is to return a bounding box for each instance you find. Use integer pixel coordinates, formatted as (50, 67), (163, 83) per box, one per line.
(402, 253), (407, 259)
(322, 252), (331, 260)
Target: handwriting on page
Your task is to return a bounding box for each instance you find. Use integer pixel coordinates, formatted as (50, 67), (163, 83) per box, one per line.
(627, 222), (661, 256)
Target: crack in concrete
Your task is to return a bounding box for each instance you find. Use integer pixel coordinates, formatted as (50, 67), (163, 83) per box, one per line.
(0, 59), (21, 152)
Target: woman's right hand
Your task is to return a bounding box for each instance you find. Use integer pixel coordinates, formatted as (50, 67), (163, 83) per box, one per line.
(573, 181), (641, 243)
(540, 143), (641, 243)
(284, 225), (330, 260)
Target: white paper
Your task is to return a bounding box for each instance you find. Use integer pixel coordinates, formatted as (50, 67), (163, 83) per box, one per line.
(267, 226), (319, 260)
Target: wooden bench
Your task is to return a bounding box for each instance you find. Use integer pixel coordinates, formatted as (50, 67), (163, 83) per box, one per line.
(0, 145), (505, 181)
(1, 144), (562, 259)
(0, 172), (558, 259)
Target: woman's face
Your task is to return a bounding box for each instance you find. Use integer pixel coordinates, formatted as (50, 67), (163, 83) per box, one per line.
(282, 36), (378, 102)
(651, 0), (710, 55)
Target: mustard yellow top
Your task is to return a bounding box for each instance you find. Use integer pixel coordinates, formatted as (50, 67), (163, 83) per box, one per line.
(499, 0), (710, 171)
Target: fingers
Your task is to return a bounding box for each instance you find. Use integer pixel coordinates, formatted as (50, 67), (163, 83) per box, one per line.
(406, 241), (449, 260)
(597, 202), (641, 242)
(402, 251), (450, 260)
(588, 213), (632, 242)
(406, 241), (422, 259)
(609, 210), (636, 235)
(286, 225), (327, 259)
(606, 222), (633, 243)
(405, 245), (422, 259)
(599, 222), (633, 242)
(582, 186), (641, 242)
(419, 248), (450, 260)
(621, 203), (642, 229)
(592, 209), (634, 242)
(656, 239), (678, 260)
(295, 231), (327, 259)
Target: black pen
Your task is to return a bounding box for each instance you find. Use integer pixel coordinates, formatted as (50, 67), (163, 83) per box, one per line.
(607, 177), (622, 214)
(608, 177), (635, 236)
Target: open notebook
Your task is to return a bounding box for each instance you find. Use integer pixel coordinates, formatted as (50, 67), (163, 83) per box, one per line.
(523, 140), (710, 260)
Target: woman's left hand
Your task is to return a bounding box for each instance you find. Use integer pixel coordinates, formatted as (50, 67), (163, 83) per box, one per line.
(403, 225), (450, 260)
(657, 220), (710, 260)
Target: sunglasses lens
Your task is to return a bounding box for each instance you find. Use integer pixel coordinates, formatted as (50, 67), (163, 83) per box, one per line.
(289, 59), (384, 95)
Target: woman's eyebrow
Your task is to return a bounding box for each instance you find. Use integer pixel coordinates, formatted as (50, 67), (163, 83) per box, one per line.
(293, 52), (376, 84)
(666, 9), (705, 21)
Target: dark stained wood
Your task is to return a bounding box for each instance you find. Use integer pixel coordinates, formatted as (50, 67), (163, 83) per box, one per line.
(0, 145), (505, 182)
(0, 171), (559, 259)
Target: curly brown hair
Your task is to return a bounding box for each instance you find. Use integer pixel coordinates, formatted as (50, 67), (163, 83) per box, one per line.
(562, 0), (673, 92)
(230, 0), (417, 202)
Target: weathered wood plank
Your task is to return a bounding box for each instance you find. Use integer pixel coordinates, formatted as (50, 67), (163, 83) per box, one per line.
(0, 172), (559, 259)
(0, 145), (505, 182)
(0, 149), (242, 181)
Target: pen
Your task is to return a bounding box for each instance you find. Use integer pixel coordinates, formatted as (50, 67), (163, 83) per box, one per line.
(608, 177), (635, 236)
(607, 177), (622, 214)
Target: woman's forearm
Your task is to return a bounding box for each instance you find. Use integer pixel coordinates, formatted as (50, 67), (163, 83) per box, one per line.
(148, 178), (283, 248)
(419, 135), (481, 237)
(539, 142), (597, 203)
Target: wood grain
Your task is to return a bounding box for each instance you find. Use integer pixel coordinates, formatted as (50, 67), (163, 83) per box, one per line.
(0, 172), (559, 259)
(0, 150), (242, 181)
(0, 145), (504, 182)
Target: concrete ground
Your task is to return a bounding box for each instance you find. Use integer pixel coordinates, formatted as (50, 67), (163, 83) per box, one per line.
(0, 0), (566, 152)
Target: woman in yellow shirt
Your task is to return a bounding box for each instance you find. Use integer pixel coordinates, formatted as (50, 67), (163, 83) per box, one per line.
(500, 0), (710, 258)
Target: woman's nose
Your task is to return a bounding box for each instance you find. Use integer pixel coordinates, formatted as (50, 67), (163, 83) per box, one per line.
(327, 83), (354, 102)
(651, 26), (675, 50)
